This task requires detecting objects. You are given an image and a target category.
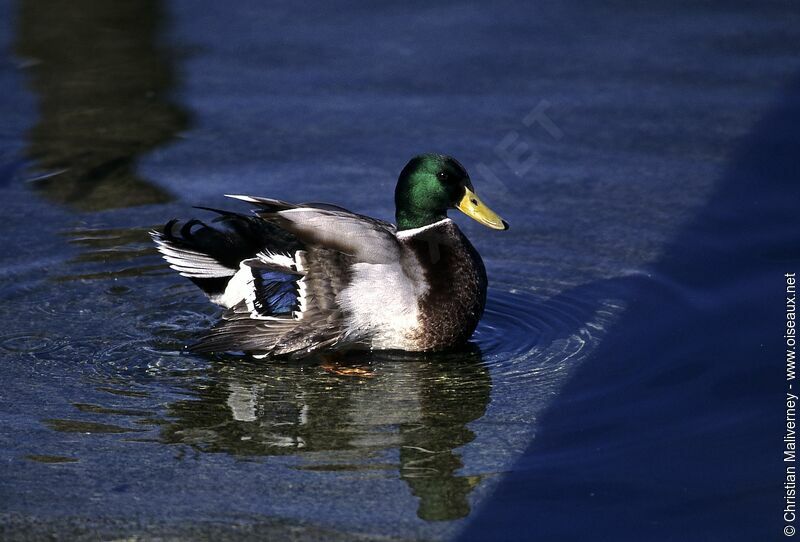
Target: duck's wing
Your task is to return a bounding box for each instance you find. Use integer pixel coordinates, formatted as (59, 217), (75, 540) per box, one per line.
(192, 247), (354, 358)
(227, 194), (397, 252)
(191, 198), (402, 358)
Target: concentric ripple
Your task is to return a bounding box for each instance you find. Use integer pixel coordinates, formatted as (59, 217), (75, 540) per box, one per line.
(0, 333), (64, 355)
(474, 286), (624, 383)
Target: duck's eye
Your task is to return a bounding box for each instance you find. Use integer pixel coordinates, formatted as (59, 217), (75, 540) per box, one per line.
(437, 171), (449, 182)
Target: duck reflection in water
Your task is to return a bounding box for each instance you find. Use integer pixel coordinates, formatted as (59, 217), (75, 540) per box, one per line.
(160, 346), (491, 521)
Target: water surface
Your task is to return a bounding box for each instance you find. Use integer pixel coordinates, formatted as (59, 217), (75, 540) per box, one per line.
(0, 0), (797, 540)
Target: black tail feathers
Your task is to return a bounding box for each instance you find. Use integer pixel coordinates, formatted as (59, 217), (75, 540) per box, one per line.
(151, 208), (302, 298)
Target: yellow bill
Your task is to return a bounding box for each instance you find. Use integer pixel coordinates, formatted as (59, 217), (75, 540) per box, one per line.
(456, 187), (509, 230)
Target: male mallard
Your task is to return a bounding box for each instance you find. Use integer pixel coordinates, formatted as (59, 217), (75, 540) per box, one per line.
(152, 153), (508, 359)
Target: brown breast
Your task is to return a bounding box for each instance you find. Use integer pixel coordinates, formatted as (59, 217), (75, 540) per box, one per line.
(401, 221), (487, 351)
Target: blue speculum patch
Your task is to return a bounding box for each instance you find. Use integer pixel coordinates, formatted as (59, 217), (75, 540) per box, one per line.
(251, 268), (300, 316)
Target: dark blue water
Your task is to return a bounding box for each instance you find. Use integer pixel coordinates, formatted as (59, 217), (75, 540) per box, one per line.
(0, 1), (798, 540)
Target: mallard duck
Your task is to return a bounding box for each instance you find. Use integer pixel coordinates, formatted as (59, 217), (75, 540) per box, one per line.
(151, 153), (508, 359)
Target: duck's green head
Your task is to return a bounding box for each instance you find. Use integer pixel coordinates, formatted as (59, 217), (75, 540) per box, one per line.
(394, 153), (509, 231)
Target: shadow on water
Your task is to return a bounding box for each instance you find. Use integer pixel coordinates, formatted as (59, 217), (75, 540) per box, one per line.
(460, 73), (800, 542)
(14, 0), (189, 211)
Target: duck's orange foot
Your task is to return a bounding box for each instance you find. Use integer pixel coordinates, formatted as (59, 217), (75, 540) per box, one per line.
(319, 355), (374, 378)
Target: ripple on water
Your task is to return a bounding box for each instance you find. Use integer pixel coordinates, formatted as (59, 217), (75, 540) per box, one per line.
(31, 285), (625, 522)
(52, 285), (623, 410)
(474, 286), (623, 384)
(18, 302), (216, 384)
(0, 333), (65, 355)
